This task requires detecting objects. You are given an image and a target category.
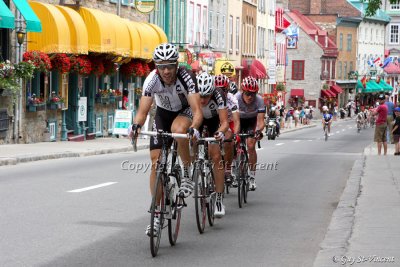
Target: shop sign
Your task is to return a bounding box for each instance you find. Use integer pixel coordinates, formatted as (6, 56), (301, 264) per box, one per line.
(215, 61), (236, 77)
(113, 110), (132, 135)
(135, 0), (156, 14)
(78, 97), (87, 122)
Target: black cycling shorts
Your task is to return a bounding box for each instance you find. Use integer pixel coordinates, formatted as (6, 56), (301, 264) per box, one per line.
(199, 116), (220, 137)
(150, 106), (192, 150)
(240, 117), (257, 133)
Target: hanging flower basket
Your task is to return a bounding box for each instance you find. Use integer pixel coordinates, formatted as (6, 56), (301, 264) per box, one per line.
(23, 51), (52, 73)
(51, 54), (71, 73)
(120, 60), (147, 77)
(70, 55), (92, 76)
(276, 83), (286, 91)
(103, 58), (118, 75)
(90, 57), (105, 76)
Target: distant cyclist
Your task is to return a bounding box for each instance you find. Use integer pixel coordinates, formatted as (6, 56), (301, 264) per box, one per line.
(322, 105), (332, 136)
(236, 76), (266, 190)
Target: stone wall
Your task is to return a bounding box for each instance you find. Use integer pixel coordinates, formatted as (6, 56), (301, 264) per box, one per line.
(0, 96), (13, 144)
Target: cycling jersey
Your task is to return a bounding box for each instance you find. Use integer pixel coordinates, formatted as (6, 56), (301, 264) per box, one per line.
(142, 68), (198, 112)
(236, 93), (266, 119)
(323, 113), (333, 122)
(226, 92), (238, 122)
(201, 88), (227, 119)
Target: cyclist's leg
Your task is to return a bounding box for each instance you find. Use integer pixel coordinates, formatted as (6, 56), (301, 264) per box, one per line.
(328, 121), (331, 133)
(224, 129), (234, 181)
(247, 137), (257, 172)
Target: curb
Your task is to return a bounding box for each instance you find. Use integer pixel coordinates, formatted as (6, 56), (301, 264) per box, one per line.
(280, 124), (317, 135)
(0, 144), (149, 167)
(313, 156), (365, 267)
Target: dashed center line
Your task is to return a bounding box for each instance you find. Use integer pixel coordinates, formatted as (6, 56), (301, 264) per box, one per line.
(68, 182), (117, 193)
(336, 131), (340, 134)
(256, 147), (264, 151)
(293, 140), (301, 143)
(276, 143), (285, 146)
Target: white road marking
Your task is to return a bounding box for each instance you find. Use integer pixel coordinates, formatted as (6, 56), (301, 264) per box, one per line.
(331, 133), (335, 136)
(256, 147), (264, 151)
(276, 143), (285, 146)
(308, 140), (313, 141)
(293, 140), (301, 143)
(342, 129), (346, 132)
(68, 182), (117, 193)
(336, 131), (340, 134)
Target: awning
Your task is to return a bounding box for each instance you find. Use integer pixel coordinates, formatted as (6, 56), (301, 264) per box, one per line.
(134, 22), (161, 59)
(321, 89), (336, 98)
(27, 2), (71, 53)
(146, 23), (168, 44)
(378, 79), (393, 92)
(190, 60), (200, 72)
(109, 14), (130, 57)
(384, 62), (400, 74)
(123, 19), (141, 58)
(0, 0), (14, 29)
(12, 0), (41, 32)
(290, 89), (304, 97)
(362, 80), (382, 93)
(330, 85), (343, 94)
(79, 7), (115, 54)
(56, 5), (88, 54)
(242, 59), (268, 79)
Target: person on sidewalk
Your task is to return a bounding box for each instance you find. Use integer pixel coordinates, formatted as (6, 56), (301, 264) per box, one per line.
(373, 94), (389, 155)
(392, 107), (400, 155)
(385, 95), (395, 144)
(294, 107), (300, 127)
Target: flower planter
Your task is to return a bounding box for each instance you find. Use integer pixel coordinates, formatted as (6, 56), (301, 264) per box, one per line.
(101, 97), (109, 104)
(109, 96), (116, 103)
(95, 97), (101, 103)
(115, 96), (122, 102)
(48, 103), (62, 110)
(27, 103), (45, 112)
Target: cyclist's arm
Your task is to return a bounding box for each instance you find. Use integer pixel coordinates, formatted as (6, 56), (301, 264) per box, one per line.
(133, 96), (153, 126)
(256, 112), (266, 132)
(217, 109), (229, 134)
(188, 93), (203, 129)
(233, 112), (240, 134)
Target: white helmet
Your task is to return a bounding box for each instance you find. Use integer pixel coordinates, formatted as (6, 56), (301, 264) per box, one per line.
(197, 72), (215, 96)
(322, 105), (328, 111)
(271, 107), (276, 112)
(153, 43), (179, 62)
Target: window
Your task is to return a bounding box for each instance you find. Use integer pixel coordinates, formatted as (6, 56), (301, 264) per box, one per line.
(391, 3), (400, 10)
(108, 113), (114, 134)
(347, 34), (352, 51)
(339, 33), (343, 50)
(338, 61), (342, 80)
(332, 61), (336, 79)
(390, 24), (399, 44)
(236, 17), (240, 53)
(222, 15), (226, 49)
(95, 115), (103, 136)
(350, 61), (353, 72)
(370, 28), (373, 41)
(365, 28), (368, 41)
(229, 16), (233, 52)
(203, 6), (207, 43)
(292, 60), (305, 80)
(344, 62), (347, 79)
(216, 12), (219, 48)
(188, 2), (194, 43)
(209, 11), (213, 46)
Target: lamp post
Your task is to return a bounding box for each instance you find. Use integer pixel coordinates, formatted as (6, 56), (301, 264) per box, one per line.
(14, 28), (26, 143)
(193, 42), (201, 61)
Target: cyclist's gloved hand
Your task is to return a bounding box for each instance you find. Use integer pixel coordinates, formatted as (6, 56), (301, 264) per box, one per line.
(129, 123), (141, 138)
(255, 130), (263, 140)
(214, 131), (225, 141)
(187, 127), (200, 139)
(235, 134), (241, 144)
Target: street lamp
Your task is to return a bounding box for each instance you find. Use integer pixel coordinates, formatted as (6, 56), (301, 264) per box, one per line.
(193, 42), (201, 61)
(16, 29), (25, 46)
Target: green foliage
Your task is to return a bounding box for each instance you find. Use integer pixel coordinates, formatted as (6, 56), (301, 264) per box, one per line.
(361, 0), (399, 16)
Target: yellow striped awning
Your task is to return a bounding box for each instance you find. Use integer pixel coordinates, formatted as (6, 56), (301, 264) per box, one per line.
(108, 14), (130, 57)
(55, 6), (88, 54)
(146, 23), (168, 43)
(134, 22), (161, 59)
(123, 19), (141, 58)
(27, 1), (71, 53)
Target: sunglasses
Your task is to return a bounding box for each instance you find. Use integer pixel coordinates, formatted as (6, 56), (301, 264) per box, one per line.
(200, 95), (211, 99)
(156, 63), (177, 71)
(244, 91), (256, 97)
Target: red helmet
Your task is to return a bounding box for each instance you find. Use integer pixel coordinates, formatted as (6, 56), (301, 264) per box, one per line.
(215, 74), (230, 89)
(241, 76), (259, 93)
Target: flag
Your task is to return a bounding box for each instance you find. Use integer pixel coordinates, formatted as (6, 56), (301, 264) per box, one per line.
(367, 57), (374, 67)
(361, 75), (367, 88)
(374, 57), (383, 67)
(383, 57), (393, 68)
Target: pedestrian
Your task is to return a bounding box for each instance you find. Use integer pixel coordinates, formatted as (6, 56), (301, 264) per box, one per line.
(347, 100), (352, 118)
(333, 105), (338, 121)
(122, 88), (129, 110)
(392, 107), (400, 155)
(385, 95), (395, 144)
(304, 106), (310, 125)
(294, 107), (300, 127)
(279, 105), (285, 129)
(299, 107), (305, 124)
(373, 94), (389, 155)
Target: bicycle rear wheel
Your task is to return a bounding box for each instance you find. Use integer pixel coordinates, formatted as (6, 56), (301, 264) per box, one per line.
(150, 172), (165, 257)
(206, 167), (216, 226)
(193, 162), (207, 233)
(236, 153), (245, 208)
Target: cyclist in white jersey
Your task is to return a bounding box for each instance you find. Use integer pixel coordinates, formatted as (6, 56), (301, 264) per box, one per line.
(215, 74), (240, 185)
(236, 76), (266, 191)
(129, 43), (203, 236)
(197, 72), (229, 217)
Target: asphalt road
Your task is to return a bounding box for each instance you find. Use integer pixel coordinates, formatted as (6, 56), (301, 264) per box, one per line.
(0, 119), (374, 267)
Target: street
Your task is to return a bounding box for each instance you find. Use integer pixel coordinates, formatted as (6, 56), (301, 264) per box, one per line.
(0, 120), (374, 267)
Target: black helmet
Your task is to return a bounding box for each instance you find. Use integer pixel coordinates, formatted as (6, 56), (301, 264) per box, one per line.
(378, 94), (385, 100)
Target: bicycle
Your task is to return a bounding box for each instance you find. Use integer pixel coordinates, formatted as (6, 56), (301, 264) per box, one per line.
(191, 129), (219, 234)
(132, 130), (187, 257)
(357, 119), (362, 133)
(232, 132), (259, 208)
(323, 121), (329, 141)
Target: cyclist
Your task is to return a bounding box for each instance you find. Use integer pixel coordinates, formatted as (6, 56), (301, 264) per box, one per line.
(322, 105), (333, 136)
(229, 81), (238, 95)
(129, 43), (203, 236)
(215, 74), (240, 185)
(236, 76), (266, 191)
(197, 72), (229, 217)
(356, 109), (365, 130)
(267, 106), (280, 136)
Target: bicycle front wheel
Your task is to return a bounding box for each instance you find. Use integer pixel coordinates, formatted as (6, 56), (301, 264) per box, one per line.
(149, 172), (165, 257)
(236, 153), (246, 208)
(168, 165), (183, 245)
(206, 166), (216, 226)
(193, 161), (207, 233)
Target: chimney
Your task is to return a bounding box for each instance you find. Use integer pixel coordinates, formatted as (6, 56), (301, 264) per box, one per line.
(310, 0), (322, 14)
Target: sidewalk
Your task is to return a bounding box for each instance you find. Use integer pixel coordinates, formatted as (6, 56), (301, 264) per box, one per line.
(313, 145), (400, 266)
(0, 123), (317, 166)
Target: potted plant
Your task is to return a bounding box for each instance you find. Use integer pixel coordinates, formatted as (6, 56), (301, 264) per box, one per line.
(96, 89), (110, 104)
(27, 93), (45, 112)
(322, 84), (329, 90)
(70, 55), (92, 76)
(276, 83), (286, 91)
(47, 91), (64, 110)
(50, 54), (71, 74)
(23, 51), (52, 73)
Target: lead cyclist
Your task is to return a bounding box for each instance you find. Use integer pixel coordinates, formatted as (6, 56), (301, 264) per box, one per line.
(129, 43), (203, 236)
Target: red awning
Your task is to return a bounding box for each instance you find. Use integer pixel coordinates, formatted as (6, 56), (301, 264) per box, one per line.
(290, 89), (304, 97)
(330, 85), (343, 94)
(242, 59), (268, 79)
(321, 89), (336, 98)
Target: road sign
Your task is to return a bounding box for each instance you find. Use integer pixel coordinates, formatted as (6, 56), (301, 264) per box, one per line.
(113, 110), (132, 135)
(78, 97), (87, 122)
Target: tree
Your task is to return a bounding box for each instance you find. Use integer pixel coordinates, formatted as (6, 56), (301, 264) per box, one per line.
(362, 0), (400, 16)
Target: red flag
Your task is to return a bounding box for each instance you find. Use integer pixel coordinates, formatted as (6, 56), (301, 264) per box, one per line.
(361, 75), (367, 88)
